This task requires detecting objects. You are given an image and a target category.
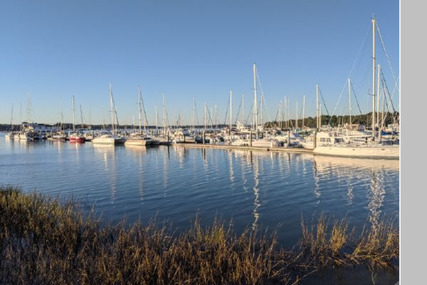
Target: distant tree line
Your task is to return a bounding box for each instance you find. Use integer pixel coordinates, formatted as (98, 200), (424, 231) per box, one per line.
(0, 111), (399, 132)
(264, 111), (399, 129)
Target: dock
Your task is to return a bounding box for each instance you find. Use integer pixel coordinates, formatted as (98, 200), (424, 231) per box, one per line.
(173, 143), (313, 154)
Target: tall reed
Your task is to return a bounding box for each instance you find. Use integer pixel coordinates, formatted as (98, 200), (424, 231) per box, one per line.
(0, 186), (398, 284)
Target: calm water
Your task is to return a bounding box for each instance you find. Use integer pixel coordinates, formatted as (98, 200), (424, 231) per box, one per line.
(0, 134), (399, 246)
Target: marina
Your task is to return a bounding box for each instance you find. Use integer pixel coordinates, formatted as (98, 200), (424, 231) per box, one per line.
(0, 133), (399, 247)
(0, 1), (401, 283)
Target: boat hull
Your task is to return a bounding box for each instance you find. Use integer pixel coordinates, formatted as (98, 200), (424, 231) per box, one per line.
(69, 137), (85, 143)
(313, 145), (399, 159)
(92, 137), (126, 145)
(125, 139), (147, 146)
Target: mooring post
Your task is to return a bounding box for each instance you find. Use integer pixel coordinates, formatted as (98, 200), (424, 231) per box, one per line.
(250, 130), (253, 147)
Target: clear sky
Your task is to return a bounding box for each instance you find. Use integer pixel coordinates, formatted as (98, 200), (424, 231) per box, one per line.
(0, 0), (399, 126)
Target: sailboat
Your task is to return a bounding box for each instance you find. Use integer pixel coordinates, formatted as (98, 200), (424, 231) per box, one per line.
(68, 96), (85, 143)
(93, 83), (126, 145)
(5, 105), (16, 140)
(313, 18), (399, 159)
(125, 86), (154, 146)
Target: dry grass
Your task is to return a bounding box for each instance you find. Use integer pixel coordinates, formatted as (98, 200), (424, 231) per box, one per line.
(0, 186), (399, 284)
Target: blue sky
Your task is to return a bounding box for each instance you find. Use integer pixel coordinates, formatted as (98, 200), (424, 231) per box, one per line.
(0, 0), (399, 126)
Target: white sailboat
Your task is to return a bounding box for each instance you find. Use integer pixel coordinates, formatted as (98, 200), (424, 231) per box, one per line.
(93, 83), (126, 145)
(5, 105), (16, 140)
(313, 18), (399, 159)
(125, 86), (156, 147)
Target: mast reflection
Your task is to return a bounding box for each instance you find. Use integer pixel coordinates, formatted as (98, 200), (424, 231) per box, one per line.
(252, 152), (260, 231)
(93, 145), (117, 204)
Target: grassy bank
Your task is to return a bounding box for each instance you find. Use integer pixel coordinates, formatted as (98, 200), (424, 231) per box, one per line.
(0, 186), (398, 284)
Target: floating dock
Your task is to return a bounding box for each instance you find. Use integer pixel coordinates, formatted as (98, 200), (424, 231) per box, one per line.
(174, 143), (313, 154)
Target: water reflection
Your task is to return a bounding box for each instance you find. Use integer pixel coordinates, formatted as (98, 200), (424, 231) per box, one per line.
(201, 148), (208, 168)
(368, 169), (386, 231)
(252, 152), (260, 230)
(163, 147), (169, 196)
(93, 145), (117, 203)
(125, 145), (146, 201)
(312, 157), (321, 201)
(0, 135), (399, 249)
(228, 151), (234, 186)
(174, 146), (187, 169)
(312, 155), (398, 229)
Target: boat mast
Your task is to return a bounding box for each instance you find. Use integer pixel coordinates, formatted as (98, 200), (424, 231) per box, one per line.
(109, 83), (115, 134)
(229, 90), (233, 132)
(193, 97), (196, 130)
(241, 94), (244, 124)
(381, 81), (386, 130)
(80, 105), (84, 128)
(10, 104), (13, 130)
(302, 95), (305, 129)
(60, 104), (64, 131)
(316, 85), (320, 130)
(295, 101), (298, 130)
(215, 104), (218, 130)
(348, 78), (352, 126)
(138, 86), (142, 134)
(72, 96), (76, 132)
(253, 63), (258, 134)
(210, 107), (213, 130)
(377, 64), (381, 125)
(162, 94), (166, 135)
(155, 105), (159, 134)
(372, 18), (376, 139)
(284, 96), (287, 129)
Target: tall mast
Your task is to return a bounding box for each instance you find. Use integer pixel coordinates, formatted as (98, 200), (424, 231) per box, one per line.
(377, 64), (381, 121)
(138, 86), (142, 134)
(215, 104), (218, 129)
(72, 96), (76, 131)
(302, 95), (305, 129)
(19, 102), (22, 125)
(80, 105), (84, 128)
(260, 91), (263, 128)
(155, 105), (159, 134)
(193, 97), (196, 130)
(88, 108), (91, 128)
(372, 17), (376, 139)
(348, 78), (352, 126)
(241, 94), (244, 123)
(278, 100), (282, 129)
(316, 85), (319, 130)
(204, 103), (207, 131)
(381, 80), (386, 129)
(10, 104), (13, 129)
(285, 96), (289, 128)
(229, 90), (233, 132)
(295, 101), (298, 129)
(253, 63), (258, 132)
(210, 107), (213, 130)
(109, 83), (115, 133)
(162, 94), (166, 135)
(60, 104), (64, 130)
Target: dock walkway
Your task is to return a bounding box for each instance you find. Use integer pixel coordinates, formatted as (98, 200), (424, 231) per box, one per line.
(174, 143), (313, 154)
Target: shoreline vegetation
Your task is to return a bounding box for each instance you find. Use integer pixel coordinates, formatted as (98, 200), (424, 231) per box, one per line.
(0, 186), (398, 284)
(0, 111), (399, 132)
